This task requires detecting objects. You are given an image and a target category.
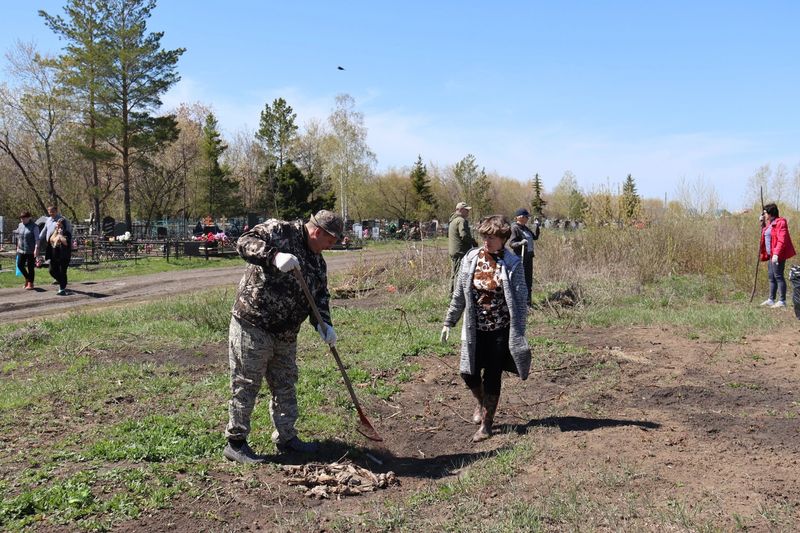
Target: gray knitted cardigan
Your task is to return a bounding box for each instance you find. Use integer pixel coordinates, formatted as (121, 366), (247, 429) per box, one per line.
(443, 247), (532, 380)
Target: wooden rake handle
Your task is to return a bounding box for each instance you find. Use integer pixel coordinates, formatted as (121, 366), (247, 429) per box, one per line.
(291, 268), (372, 424)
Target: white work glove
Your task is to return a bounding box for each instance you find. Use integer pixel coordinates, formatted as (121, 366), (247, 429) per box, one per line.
(317, 323), (337, 347)
(533, 218), (541, 226)
(772, 254), (779, 264)
(440, 326), (450, 343)
(273, 252), (299, 272)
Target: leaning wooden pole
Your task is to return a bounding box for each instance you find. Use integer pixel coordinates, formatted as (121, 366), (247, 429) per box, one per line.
(749, 187), (765, 303)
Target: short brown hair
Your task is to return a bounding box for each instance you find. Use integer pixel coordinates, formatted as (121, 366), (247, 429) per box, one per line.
(476, 215), (511, 240)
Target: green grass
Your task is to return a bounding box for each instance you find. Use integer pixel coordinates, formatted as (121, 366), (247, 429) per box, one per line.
(88, 413), (223, 462)
(0, 276), (453, 530)
(0, 256), (240, 289)
(538, 274), (777, 342)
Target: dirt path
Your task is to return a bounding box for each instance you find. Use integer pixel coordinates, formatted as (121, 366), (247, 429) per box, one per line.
(0, 248), (399, 323)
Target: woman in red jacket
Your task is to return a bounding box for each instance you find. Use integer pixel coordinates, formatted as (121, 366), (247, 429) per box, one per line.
(759, 203), (796, 308)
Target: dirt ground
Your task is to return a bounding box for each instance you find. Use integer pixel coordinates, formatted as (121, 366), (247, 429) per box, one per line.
(117, 314), (800, 531)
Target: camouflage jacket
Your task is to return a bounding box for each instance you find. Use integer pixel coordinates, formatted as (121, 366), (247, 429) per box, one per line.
(232, 219), (331, 341)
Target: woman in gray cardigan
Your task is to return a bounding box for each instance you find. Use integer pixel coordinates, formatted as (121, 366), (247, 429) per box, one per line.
(441, 215), (532, 442)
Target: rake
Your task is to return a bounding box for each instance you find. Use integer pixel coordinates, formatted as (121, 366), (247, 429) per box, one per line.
(292, 267), (383, 442)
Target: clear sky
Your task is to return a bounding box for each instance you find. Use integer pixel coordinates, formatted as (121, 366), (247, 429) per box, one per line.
(2, 1), (799, 209)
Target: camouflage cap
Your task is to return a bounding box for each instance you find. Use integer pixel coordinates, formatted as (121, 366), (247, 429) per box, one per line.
(310, 209), (344, 239)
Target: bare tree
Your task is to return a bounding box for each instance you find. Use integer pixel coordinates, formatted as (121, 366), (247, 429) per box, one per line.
(746, 164), (770, 208)
(675, 175), (720, 216)
(793, 163), (800, 211)
(368, 169), (416, 220)
(226, 128), (264, 212)
(772, 163), (788, 204)
(549, 170), (579, 220)
(0, 41), (76, 217)
(325, 94), (375, 221)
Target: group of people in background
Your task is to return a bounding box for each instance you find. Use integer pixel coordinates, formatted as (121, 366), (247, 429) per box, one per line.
(447, 202), (540, 305)
(14, 205), (73, 295)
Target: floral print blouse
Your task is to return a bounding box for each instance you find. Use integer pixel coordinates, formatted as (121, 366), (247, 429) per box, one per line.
(472, 248), (510, 331)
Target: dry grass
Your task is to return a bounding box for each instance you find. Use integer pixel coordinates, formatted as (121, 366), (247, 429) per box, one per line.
(332, 242), (451, 296)
(536, 212), (768, 296)
(335, 211), (794, 309)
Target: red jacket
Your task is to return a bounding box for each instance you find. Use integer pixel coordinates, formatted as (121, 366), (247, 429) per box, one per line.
(759, 217), (796, 261)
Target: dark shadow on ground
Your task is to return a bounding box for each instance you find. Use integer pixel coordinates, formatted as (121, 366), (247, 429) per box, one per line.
(257, 438), (511, 480)
(501, 415), (661, 435)
(66, 289), (109, 298)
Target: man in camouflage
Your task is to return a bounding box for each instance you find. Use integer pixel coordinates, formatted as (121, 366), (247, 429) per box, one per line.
(224, 209), (343, 463)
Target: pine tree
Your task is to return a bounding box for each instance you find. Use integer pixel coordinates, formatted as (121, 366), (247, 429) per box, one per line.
(410, 155), (437, 219)
(100, 0), (185, 231)
(568, 188), (587, 221)
(471, 168), (493, 218)
(530, 173), (547, 219)
(40, 0), (115, 234)
(200, 113), (238, 217)
(620, 173), (641, 223)
(257, 97), (298, 213)
(274, 161), (334, 219)
(453, 154), (479, 206)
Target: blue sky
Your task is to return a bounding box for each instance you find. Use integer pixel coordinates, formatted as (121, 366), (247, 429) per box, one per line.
(2, 1), (799, 209)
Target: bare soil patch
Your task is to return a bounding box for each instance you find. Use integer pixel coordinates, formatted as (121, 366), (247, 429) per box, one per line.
(102, 319), (800, 531)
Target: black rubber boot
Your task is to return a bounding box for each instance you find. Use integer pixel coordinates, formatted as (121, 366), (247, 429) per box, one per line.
(473, 394), (499, 442)
(223, 440), (266, 464)
(469, 386), (484, 424)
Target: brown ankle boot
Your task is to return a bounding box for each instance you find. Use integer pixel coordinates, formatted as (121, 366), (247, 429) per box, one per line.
(472, 394), (499, 442)
(469, 386), (484, 424)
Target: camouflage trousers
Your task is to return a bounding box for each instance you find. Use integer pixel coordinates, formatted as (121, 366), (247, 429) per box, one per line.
(225, 316), (299, 445)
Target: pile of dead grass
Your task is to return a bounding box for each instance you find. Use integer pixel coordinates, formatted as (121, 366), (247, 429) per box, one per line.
(332, 243), (450, 297)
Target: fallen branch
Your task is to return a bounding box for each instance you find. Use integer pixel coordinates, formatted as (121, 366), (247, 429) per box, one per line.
(385, 410), (402, 420)
(517, 391), (565, 408)
(436, 400), (472, 424)
(423, 353), (457, 371)
(704, 341), (724, 358)
(545, 296), (562, 319)
(394, 307), (413, 339)
(528, 361), (594, 374)
(415, 424), (445, 433)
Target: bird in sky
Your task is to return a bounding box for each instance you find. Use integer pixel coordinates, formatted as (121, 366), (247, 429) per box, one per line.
(337, 66), (345, 71)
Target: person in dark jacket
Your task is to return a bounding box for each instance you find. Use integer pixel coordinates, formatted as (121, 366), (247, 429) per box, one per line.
(39, 205), (72, 286)
(507, 208), (540, 305)
(15, 211), (40, 290)
(448, 202), (478, 294)
(47, 218), (72, 295)
(759, 203), (796, 308)
(224, 209), (343, 464)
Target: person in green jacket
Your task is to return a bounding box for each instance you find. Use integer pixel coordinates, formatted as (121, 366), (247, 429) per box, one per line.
(448, 202), (477, 294)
